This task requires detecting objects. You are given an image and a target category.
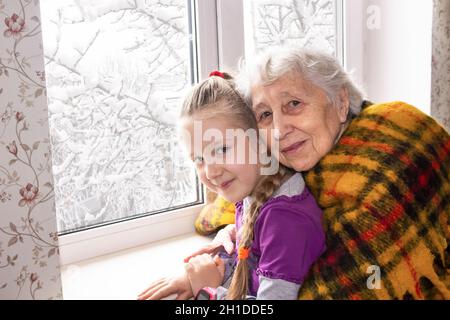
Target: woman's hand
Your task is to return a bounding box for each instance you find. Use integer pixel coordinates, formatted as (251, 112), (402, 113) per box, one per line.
(184, 253), (225, 297)
(184, 224), (236, 263)
(137, 273), (193, 300)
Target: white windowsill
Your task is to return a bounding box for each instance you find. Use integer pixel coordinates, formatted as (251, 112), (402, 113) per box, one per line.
(61, 232), (213, 300)
(58, 203), (206, 265)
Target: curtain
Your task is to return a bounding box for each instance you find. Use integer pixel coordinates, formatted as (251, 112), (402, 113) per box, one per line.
(0, 0), (62, 299)
(431, 0), (450, 132)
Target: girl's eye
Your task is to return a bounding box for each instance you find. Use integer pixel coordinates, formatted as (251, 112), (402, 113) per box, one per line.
(258, 111), (272, 122)
(288, 100), (302, 108)
(215, 146), (229, 155)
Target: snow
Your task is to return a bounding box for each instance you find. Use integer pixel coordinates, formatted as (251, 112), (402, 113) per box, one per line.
(254, 0), (293, 6)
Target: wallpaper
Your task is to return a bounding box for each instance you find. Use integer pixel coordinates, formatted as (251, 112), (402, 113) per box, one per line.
(0, 0), (62, 299)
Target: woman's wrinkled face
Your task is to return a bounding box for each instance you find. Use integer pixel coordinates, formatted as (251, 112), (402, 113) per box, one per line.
(251, 72), (349, 172)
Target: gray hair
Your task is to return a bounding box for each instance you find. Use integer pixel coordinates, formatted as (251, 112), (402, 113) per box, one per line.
(236, 46), (365, 119)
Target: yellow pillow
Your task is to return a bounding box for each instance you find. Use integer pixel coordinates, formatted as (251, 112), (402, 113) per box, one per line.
(194, 196), (236, 235)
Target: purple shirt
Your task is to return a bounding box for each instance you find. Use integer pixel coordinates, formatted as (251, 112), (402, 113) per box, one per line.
(235, 186), (326, 296)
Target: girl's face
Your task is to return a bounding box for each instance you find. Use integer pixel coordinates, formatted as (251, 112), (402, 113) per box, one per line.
(181, 113), (261, 203)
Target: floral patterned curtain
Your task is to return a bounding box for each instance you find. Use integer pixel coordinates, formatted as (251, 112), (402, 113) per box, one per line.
(0, 0), (62, 299)
(431, 0), (450, 132)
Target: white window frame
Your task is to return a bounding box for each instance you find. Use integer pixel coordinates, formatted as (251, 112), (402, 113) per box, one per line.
(196, 0), (245, 77)
(59, 0), (355, 265)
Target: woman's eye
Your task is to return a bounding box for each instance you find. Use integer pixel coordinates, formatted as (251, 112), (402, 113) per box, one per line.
(259, 111), (272, 121)
(288, 100), (302, 108)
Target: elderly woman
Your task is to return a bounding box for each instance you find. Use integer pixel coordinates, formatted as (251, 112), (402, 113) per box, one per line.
(185, 46), (450, 300)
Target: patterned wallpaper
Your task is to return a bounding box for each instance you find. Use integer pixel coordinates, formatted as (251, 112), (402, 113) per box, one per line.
(431, 0), (450, 132)
(0, 0), (62, 299)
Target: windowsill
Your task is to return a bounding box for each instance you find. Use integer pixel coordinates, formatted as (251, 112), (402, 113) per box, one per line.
(61, 232), (213, 300)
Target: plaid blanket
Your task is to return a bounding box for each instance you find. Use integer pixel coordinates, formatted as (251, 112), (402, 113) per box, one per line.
(298, 101), (450, 299)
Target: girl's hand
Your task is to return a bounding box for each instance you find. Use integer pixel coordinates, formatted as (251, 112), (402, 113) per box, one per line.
(184, 224), (236, 263)
(137, 273), (193, 300)
(184, 253), (225, 297)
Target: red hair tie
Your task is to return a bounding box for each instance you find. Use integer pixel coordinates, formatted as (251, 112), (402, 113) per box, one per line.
(238, 247), (250, 260)
(209, 70), (225, 79)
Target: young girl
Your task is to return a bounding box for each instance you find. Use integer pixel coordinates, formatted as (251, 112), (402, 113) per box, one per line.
(138, 71), (325, 300)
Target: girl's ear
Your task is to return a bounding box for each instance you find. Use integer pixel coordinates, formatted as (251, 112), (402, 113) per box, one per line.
(336, 87), (350, 123)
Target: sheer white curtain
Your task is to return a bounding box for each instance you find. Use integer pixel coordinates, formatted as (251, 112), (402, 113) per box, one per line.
(431, 0), (450, 132)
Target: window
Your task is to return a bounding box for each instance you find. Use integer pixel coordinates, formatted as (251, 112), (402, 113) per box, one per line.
(40, 0), (345, 264)
(40, 0), (202, 235)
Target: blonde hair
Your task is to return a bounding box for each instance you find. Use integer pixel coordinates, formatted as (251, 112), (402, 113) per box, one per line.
(181, 73), (257, 129)
(181, 73), (293, 299)
(237, 46), (365, 120)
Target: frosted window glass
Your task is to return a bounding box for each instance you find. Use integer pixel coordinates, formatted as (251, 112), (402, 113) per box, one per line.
(40, 0), (201, 234)
(244, 0), (338, 56)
